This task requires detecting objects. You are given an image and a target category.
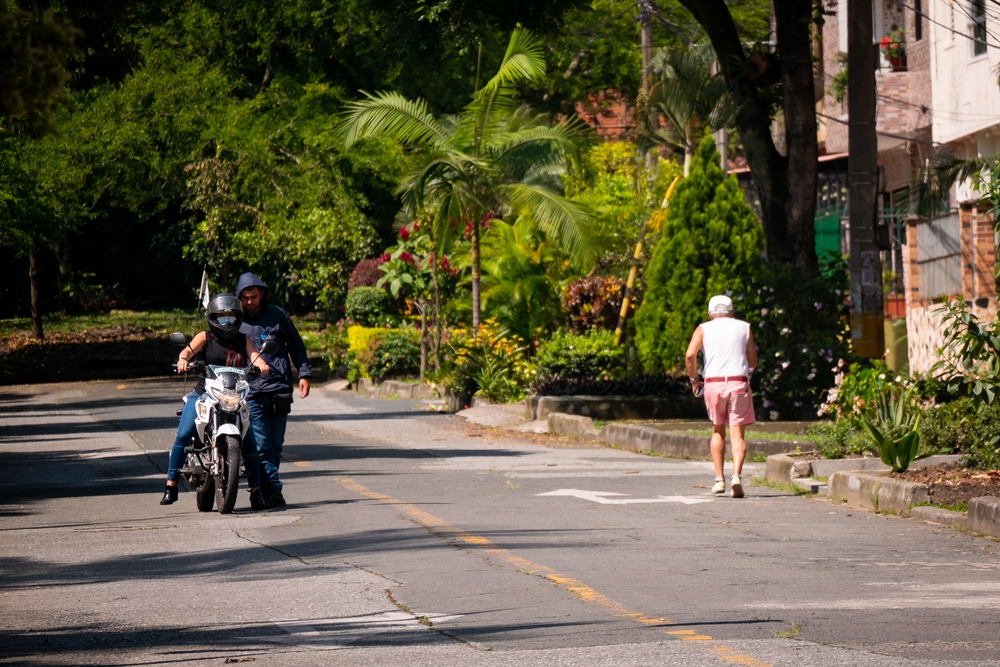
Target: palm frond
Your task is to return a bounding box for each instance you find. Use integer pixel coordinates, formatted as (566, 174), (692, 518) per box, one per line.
(337, 91), (448, 149)
(500, 183), (594, 269)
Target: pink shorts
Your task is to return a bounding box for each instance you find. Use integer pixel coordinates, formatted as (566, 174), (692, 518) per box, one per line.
(703, 379), (756, 426)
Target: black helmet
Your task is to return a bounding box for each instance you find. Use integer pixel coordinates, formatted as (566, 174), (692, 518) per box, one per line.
(207, 293), (244, 341)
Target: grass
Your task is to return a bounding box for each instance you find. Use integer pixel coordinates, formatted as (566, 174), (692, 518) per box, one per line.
(775, 622), (803, 639)
(914, 499), (969, 513)
(751, 477), (816, 496)
(679, 429), (814, 442)
(1, 309), (331, 355)
(746, 451), (769, 463)
(593, 420), (609, 429)
(0, 309), (203, 339)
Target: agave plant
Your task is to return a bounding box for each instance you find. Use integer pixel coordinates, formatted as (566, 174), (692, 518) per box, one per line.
(336, 28), (595, 331)
(860, 385), (926, 473)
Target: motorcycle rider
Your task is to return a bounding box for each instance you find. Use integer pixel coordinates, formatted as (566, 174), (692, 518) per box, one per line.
(235, 272), (312, 508)
(159, 293), (270, 509)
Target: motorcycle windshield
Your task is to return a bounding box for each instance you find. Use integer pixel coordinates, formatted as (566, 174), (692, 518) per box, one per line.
(209, 366), (246, 390)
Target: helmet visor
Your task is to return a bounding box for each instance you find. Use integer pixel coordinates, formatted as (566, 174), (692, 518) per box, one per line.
(215, 314), (238, 327)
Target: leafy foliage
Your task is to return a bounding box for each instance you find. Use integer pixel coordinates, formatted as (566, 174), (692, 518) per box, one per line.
(534, 329), (624, 381)
(634, 134), (763, 372)
(562, 275), (628, 333)
(860, 385), (925, 473)
(933, 298), (1000, 404)
(349, 258), (386, 290)
(345, 287), (394, 327)
(443, 320), (535, 401)
(353, 328), (421, 380)
(532, 373), (688, 397)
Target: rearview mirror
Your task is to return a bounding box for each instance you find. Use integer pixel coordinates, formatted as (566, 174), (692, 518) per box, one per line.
(169, 332), (190, 346)
(259, 339), (278, 355)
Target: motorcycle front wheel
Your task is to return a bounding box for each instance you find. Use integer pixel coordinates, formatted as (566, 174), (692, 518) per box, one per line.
(195, 475), (215, 512)
(215, 435), (242, 514)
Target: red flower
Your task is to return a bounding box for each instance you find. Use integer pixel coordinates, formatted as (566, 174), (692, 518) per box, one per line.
(400, 251), (414, 264)
(440, 256), (451, 270)
(379, 253), (391, 263)
(412, 219), (420, 231)
(465, 221), (473, 240)
(399, 226), (410, 240)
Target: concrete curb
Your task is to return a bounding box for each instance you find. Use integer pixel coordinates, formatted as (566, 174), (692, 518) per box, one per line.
(967, 497), (1000, 537)
(527, 394), (706, 421)
(766, 453), (963, 484)
(355, 379), (442, 400)
(544, 412), (805, 461)
(910, 505), (967, 528)
(828, 471), (930, 516)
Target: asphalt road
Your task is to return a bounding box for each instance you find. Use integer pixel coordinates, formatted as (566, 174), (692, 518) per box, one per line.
(3, 378), (1000, 666)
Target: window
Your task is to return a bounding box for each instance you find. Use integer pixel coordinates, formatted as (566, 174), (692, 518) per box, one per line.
(917, 213), (962, 299)
(915, 0), (923, 40)
(972, 0), (987, 56)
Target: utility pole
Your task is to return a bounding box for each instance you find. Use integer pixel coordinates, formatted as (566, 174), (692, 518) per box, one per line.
(847, 0), (885, 357)
(639, 0), (658, 170)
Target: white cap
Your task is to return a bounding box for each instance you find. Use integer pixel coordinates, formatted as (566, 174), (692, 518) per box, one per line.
(708, 295), (734, 315)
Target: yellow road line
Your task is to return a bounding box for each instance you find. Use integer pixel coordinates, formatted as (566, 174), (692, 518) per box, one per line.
(334, 477), (771, 666)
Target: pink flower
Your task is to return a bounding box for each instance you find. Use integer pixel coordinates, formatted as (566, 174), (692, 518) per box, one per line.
(441, 256), (451, 269)
(380, 253), (391, 263)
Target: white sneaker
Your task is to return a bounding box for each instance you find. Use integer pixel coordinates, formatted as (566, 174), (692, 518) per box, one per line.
(711, 479), (726, 494)
(731, 475), (744, 498)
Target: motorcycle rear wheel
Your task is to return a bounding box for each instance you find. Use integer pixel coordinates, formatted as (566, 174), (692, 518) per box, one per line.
(215, 435), (242, 514)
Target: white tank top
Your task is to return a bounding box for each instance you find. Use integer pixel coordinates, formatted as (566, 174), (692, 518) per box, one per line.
(699, 317), (750, 378)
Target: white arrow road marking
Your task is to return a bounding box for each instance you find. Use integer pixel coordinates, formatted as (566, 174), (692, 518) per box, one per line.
(245, 612), (463, 649)
(536, 489), (713, 505)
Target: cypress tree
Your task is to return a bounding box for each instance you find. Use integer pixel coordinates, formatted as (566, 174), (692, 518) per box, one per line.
(635, 134), (763, 372)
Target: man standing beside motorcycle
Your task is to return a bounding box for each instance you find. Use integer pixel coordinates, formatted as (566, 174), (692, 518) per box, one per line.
(235, 272), (312, 508)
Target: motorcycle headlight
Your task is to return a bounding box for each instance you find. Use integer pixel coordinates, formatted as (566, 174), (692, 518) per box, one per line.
(217, 388), (241, 412)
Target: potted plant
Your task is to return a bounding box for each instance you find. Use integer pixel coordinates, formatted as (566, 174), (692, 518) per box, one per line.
(880, 29), (906, 71)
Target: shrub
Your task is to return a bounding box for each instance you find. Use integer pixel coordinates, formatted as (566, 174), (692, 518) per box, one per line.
(318, 319), (352, 371)
(562, 276), (629, 333)
(345, 287), (394, 327)
(808, 419), (873, 460)
(348, 258), (385, 290)
(532, 373), (687, 397)
(355, 329), (420, 380)
(535, 329), (625, 381)
(444, 320), (535, 402)
(635, 134), (764, 372)
(736, 257), (851, 420)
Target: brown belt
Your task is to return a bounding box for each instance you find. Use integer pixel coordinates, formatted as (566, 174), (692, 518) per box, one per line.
(704, 375), (748, 383)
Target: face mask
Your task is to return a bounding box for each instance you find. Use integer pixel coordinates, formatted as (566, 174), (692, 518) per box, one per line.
(216, 315), (237, 327)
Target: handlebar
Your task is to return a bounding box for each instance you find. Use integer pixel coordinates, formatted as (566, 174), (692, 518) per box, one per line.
(171, 361), (206, 373)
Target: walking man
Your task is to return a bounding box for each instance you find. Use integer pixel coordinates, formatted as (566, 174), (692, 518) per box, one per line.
(685, 295), (758, 498)
(236, 272), (312, 508)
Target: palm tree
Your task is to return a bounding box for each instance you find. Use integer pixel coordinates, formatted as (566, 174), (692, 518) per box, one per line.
(645, 42), (730, 176)
(337, 28), (594, 331)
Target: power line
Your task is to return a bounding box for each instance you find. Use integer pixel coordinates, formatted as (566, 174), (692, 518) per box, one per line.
(893, 0), (1000, 50)
(817, 110), (941, 145)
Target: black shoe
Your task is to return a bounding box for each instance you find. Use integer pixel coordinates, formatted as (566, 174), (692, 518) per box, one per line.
(262, 488), (286, 508)
(160, 485), (178, 505)
(249, 489), (267, 511)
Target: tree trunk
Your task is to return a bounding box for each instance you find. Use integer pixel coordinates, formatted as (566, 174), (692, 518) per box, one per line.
(418, 300), (428, 382)
(29, 243), (43, 340)
(774, 0), (819, 269)
(430, 251), (442, 372)
(470, 218), (481, 334)
(676, 0), (819, 270)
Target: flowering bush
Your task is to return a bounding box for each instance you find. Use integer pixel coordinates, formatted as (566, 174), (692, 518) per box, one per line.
(562, 276), (629, 333)
(880, 29), (905, 60)
(318, 319), (352, 371)
(534, 329), (625, 381)
(731, 258), (851, 420)
(355, 328), (421, 380)
(444, 319), (535, 403)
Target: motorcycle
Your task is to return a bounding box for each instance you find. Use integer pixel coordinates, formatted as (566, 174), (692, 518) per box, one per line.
(169, 332), (276, 513)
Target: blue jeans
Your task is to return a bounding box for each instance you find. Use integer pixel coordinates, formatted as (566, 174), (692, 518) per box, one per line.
(248, 396), (286, 492)
(167, 391), (260, 488)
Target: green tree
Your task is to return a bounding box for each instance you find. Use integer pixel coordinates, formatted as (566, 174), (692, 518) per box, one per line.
(338, 28), (595, 331)
(634, 134), (763, 371)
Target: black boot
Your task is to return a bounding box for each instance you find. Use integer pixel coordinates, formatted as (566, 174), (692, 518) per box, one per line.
(249, 489), (267, 511)
(160, 485), (178, 505)
(262, 488), (286, 508)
